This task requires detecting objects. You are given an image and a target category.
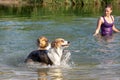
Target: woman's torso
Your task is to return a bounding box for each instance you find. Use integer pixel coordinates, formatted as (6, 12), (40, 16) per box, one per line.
(101, 16), (114, 36)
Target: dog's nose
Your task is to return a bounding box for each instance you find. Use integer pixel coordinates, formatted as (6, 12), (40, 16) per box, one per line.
(68, 41), (70, 44)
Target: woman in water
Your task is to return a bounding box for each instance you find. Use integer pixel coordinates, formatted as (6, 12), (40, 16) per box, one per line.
(93, 4), (120, 38)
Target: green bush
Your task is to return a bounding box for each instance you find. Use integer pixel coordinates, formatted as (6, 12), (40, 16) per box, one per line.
(102, 0), (114, 4)
(26, 0), (43, 3)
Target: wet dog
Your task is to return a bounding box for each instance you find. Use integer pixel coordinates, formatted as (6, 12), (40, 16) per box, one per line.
(25, 36), (52, 65)
(25, 37), (70, 66)
(48, 38), (70, 66)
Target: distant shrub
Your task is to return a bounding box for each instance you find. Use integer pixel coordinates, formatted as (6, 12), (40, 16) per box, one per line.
(26, 0), (43, 4)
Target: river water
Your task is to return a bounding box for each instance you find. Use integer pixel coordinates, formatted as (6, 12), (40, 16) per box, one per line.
(0, 5), (120, 80)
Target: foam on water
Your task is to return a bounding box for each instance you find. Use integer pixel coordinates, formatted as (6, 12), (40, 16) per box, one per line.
(25, 50), (72, 69)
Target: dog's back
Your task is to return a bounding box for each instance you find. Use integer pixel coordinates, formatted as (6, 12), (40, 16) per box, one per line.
(25, 50), (53, 65)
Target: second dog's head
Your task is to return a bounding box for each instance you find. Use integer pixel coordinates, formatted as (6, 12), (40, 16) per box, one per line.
(51, 38), (70, 49)
(37, 36), (49, 49)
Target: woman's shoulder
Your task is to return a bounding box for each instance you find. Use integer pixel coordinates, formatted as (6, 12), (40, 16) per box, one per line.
(110, 15), (114, 17)
(98, 16), (104, 20)
(111, 15), (114, 20)
(98, 16), (104, 22)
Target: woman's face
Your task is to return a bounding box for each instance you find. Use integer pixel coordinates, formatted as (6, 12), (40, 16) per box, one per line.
(104, 7), (112, 16)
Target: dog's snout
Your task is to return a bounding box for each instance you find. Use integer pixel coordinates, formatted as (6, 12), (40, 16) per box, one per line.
(68, 41), (70, 44)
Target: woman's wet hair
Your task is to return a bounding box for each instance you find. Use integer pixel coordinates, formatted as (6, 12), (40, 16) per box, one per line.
(105, 4), (112, 10)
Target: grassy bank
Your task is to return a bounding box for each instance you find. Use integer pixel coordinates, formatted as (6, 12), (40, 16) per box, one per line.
(0, 0), (120, 6)
(0, 0), (120, 18)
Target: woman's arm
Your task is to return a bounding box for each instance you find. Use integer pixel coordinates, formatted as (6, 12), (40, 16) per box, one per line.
(93, 17), (103, 36)
(111, 15), (120, 32)
(112, 25), (120, 32)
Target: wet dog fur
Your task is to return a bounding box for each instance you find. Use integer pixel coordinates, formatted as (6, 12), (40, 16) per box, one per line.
(25, 37), (70, 66)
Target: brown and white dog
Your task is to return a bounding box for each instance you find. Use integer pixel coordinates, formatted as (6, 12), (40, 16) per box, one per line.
(25, 37), (70, 66)
(48, 38), (70, 66)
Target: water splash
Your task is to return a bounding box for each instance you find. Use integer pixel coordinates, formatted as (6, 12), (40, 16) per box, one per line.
(25, 50), (72, 69)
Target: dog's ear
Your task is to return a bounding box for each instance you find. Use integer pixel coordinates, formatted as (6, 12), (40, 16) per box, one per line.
(37, 38), (40, 47)
(51, 40), (60, 48)
(51, 40), (55, 48)
(52, 40), (59, 48)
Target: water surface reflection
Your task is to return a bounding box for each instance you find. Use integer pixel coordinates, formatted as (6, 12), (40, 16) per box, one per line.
(0, 4), (120, 79)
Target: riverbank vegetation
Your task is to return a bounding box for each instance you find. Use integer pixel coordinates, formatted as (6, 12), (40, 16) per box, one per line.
(0, 0), (120, 19)
(0, 0), (120, 6)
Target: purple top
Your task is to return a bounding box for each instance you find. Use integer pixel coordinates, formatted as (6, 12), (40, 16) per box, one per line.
(101, 16), (114, 36)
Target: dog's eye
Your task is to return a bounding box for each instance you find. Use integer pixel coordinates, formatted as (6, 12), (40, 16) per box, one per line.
(61, 40), (64, 42)
(45, 40), (48, 42)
